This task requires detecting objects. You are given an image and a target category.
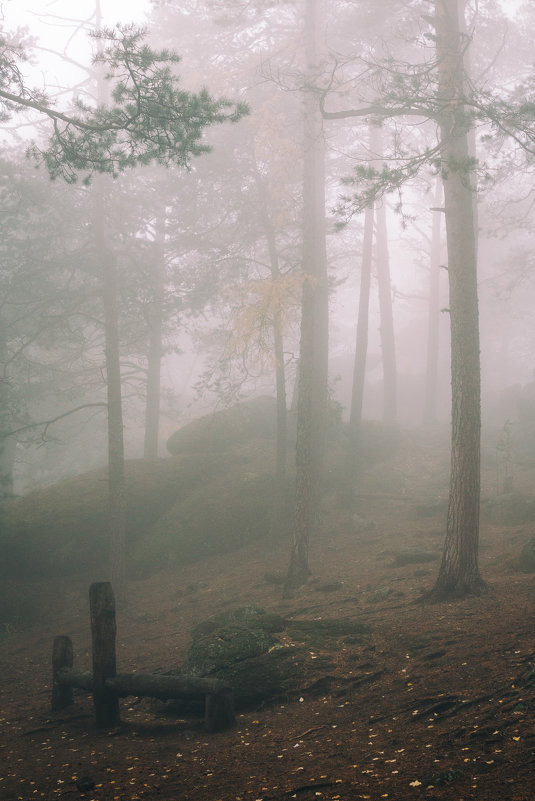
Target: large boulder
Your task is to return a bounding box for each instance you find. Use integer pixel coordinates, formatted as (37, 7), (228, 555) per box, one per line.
(167, 396), (281, 455)
(165, 606), (372, 709)
(0, 447), (281, 582)
(128, 461), (277, 576)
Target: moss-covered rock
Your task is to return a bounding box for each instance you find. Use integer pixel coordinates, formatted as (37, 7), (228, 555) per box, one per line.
(128, 470), (277, 576)
(166, 396), (279, 455)
(170, 606), (371, 709)
(1, 446), (283, 580)
(182, 625), (277, 677)
(0, 457), (216, 578)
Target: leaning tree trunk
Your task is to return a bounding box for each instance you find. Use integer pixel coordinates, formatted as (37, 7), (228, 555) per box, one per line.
(285, 0), (328, 593)
(428, 0), (485, 599)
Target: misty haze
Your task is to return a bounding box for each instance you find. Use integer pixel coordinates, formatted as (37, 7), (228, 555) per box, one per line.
(1, 1), (535, 799)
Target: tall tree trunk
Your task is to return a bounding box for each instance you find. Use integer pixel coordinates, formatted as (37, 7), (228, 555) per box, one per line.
(94, 0), (127, 602)
(270, 295), (289, 536)
(143, 214), (165, 459)
(423, 178), (444, 426)
(0, 314), (15, 500)
(428, 0), (485, 599)
(346, 200), (374, 484)
(0, 435), (15, 500)
(253, 169), (288, 486)
(253, 168), (289, 535)
(93, 193), (127, 603)
(374, 126), (397, 425)
(285, 0), (328, 592)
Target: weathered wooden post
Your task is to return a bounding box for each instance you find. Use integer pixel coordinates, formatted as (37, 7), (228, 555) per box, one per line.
(89, 582), (120, 729)
(52, 635), (74, 711)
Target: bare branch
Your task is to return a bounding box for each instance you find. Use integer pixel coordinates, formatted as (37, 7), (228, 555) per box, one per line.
(5, 403), (108, 439)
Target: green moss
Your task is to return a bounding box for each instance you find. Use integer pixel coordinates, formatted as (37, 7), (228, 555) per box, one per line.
(182, 626), (277, 677)
(129, 471), (275, 576)
(169, 608), (372, 709)
(166, 396), (278, 454)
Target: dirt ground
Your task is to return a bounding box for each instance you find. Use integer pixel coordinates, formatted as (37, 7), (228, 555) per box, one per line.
(2, 434), (535, 801)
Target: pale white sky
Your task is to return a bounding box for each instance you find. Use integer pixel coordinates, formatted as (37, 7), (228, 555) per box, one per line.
(2, 0), (150, 30)
(2, 0), (152, 90)
(0, 0), (153, 142)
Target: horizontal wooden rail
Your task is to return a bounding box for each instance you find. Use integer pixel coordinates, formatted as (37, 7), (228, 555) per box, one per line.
(56, 667), (231, 699)
(55, 666), (235, 733)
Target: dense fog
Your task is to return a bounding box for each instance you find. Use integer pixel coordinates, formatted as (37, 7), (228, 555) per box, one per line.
(4, 6), (535, 797)
(1, 0), (532, 496)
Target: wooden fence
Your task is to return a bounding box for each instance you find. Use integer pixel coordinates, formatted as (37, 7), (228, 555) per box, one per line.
(52, 582), (235, 733)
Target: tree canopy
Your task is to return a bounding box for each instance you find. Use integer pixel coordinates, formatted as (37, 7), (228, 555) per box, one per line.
(0, 25), (248, 183)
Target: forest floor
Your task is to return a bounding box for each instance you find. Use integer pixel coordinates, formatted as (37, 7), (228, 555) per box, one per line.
(2, 427), (535, 801)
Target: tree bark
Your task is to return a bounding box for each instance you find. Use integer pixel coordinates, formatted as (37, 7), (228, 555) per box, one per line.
(0, 314), (15, 500)
(253, 169), (288, 491)
(93, 0), (127, 602)
(374, 126), (397, 425)
(93, 196), (127, 603)
(143, 213), (166, 459)
(266, 218), (289, 537)
(428, 0), (485, 599)
(90, 582), (121, 729)
(285, 0), (328, 592)
(346, 200), (374, 483)
(423, 177), (444, 426)
(0, 433), (15, 500)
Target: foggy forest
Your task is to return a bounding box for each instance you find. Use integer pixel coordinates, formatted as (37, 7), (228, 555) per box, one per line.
(2, 1), (535, 799)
